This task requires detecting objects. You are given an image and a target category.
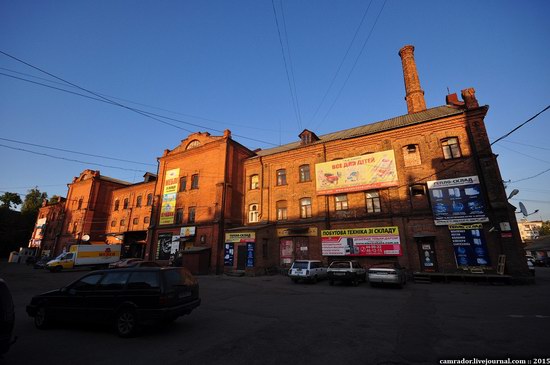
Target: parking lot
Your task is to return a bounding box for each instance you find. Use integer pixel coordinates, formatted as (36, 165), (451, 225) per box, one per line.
(1, 262), (549, 365)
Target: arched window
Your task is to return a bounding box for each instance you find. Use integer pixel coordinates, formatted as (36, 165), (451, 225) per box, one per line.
(248, 204), (259, 223)
(146, 193), (153, 206)
(123, 198), (129, 209)
(186, 140), (201, 150)
(77, 198), (83, 210)
(136, 195), (142, 207)
(114, 199), (120, 211)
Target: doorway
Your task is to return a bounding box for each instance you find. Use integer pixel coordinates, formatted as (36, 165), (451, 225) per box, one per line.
(237, 245), (247, 270)
(417, 238), (438, 272)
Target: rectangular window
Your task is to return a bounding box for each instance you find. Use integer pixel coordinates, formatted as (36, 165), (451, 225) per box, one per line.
(191, 174), (199, 189)
(276, 169), (287, 186)
(410, 184), (426, 197)
(188, 207), (196, 223)
(442, 137), (462, 159)
(175, 209), (183, 224)
(299, 165), (311, 182)
(276, 201), (287, 221)
(144, 216), (150, 224)
(250, 175), (259, 190)
(179, 176), (187, 192)
(335, 194), (348, 211)
(300, 198), (312, 218)
(249, 204), (259, 223)
(133, 218), (139, 225)
(365, 191), (381, 213)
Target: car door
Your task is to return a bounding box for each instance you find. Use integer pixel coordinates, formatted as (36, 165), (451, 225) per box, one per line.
(87, 271), (131, 322)
(60, 273), (104, 321)
(123, 270), (162, 312)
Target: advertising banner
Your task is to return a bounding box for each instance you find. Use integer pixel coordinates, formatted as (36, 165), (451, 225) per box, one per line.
(427, 175), (489, 225)
(180, 226), (196, 237)
(321, 227), (401, 256)
(159, 168), (180, 225)
(315, 150), (398, 195)
(34, 218), (47, 239)
(449, 224), (491, 267)
(280, 239), (293, 265)
(224, 243), (234, 266)
(246, 242), (255, 268)
(156, 233), (172, 260)
(225, 232), (255, 243)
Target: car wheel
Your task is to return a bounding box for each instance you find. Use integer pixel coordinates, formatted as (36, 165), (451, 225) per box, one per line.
(34, 305), (50, 329)
(116, 308), (139, 338)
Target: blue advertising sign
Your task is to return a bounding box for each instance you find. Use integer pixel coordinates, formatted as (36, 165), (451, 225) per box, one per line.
(449, 224), (491, 267)
(427, 175), (489, 225)
(224, 243), (234, 266)
(246, 242), (254, 268)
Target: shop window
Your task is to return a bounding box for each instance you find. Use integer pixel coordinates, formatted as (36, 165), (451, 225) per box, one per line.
(136, 195), (142, 207)
(250, 174), (259, 190)
(188, 207), (196, 223)
(111, 220), (116, 227)
(299, 165), (311, 182)
(365, 191), (381, 213)
(335, 194), (349, 211)
(249, 204), (259, 223)
(175, 209), (184, 224)
(410, 184), (426, 197)
(441, 137), (462, 159)
(146, 193), (153, 206)
(179, 176), (187, 192)
(114, 199), (120, 211)
(300, 198), (312, 218)
(144, 216), (150, 224)
(133, 218), (139, 225)
(403, 144), (421, 167)
(276, 200), (288, 221)
(191, 174), (199, 189)
(276, 169), (287, 186)
(123, 198), (129, 209)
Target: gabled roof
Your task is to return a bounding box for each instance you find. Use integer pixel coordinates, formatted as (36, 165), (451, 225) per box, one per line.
(253, 105), (469, 158)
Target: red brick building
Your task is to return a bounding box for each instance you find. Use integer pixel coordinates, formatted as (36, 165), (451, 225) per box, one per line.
(29, 197), (66, 257)
(228, 45), (527, 277)
(105, 173), (157, 258)
(146, 130), (254, 274)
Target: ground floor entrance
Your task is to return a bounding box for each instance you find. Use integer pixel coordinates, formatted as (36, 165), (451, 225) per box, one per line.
(280, 237), (310, 267)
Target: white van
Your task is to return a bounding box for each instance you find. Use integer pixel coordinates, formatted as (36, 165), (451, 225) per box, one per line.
(288, 260), (327, 283)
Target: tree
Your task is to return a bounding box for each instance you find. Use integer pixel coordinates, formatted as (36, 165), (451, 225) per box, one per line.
(49, 195), (61, 204)
(21, 187), (47, 215)
(0, 192), (22, 210)
(538, 221), (550, 236)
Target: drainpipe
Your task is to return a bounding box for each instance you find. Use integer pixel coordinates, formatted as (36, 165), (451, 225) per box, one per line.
(216, 139), (231, 275)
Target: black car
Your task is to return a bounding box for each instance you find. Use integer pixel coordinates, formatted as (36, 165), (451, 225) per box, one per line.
(26, 267), (201, 337)
(0, 279), (16, 355)
(534, 257), (550, 267)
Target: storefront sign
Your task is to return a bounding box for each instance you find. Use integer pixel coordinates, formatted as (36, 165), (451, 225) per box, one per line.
(280, 239), (293, 265)
(315, 150), (398, 195)
(321, 227), (401, 256)
(224, 243), (234, 266)
(225, 232), (255, 243)
(427, 175), (489, 225)
(246, 242), (255, 268)
(449, 224), (491, 267)
(180, 226), (196, 237)
(277, 227), (318, 237)
(159, 168), (180, 225)
(156, 233), (172, 260)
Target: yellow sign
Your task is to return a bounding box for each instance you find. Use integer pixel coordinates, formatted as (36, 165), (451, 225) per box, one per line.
(225, 232), (255, 243)
(163, 168), (180, 194)
(160, 168), (180, 225)
(315, 150), (398, 195)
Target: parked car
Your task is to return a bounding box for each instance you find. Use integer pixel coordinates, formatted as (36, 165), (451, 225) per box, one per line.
(327, 260), (366, 286)
(288, 260), (327, 283)
(33, 256), (52, 269)
(0, 279), (16, 355)
(527, 260), (536, 276)
(108, 258), (145, 269)
(26, 267), (201, 337)
(368, 262), (407, 288)
(534, 257), (550, 267)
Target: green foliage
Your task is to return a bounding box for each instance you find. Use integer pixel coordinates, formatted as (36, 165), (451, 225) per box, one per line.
(21, 187), (47, 216)
(539, 221), (550, 236)
(0, 192), (22, 210)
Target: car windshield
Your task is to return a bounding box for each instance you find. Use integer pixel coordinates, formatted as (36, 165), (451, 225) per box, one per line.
(292, 262), (309, 269)
(55, 253), (66, 260)
(330, 262), (351, 268)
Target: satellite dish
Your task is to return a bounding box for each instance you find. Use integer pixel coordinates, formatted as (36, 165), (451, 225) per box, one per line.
(519, 202), (528, 217)
(81, 234), (91, 242)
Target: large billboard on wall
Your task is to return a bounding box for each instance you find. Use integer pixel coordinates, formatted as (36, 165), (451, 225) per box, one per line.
(321, 227), (401, 256)
(449, 224), (491, 267)
(315, 150), (398, 195)
(160, 168), (180, 225)
(427, 175), (489, 225)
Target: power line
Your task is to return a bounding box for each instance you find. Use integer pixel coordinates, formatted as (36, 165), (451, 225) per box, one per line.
(499, 139), (550, 151)
(494, 143), (550, 164)
(0, 51), (278, 147)
(490, 105), (550, 146)
(510, 167), (550, 184)
(0, 137), (156, 166)
(308, 0), (373, 126)
(315, 0), (387, 130)
(0, 143), (149, 173)
(271, 0), (303, 130)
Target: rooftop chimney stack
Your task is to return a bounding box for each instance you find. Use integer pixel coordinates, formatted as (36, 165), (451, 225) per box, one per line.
(398, 45), (427, 114)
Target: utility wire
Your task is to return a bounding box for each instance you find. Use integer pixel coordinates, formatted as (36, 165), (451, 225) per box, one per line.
(0, 51), (278, 146)
(0, 137), (156, 166)
(490, 105), (550, 146)
(0, 144), (148, 173)
(510, 168), (550, 184)
(271, 0), (303, 130)
(0, 71), (278, 146)
(500, 139), (550, 151)
(315, 0), (387, 130)
(494, 143), (550, 165)
(308, 0), (373, 126)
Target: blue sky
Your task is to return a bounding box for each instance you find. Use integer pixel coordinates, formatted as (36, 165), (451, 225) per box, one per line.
(1, 0), (549, 221)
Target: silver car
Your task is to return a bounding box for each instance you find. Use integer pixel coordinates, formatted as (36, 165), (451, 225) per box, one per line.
(368, 263), (407, 288)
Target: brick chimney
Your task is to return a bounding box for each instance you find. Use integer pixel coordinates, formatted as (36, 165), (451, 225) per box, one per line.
(398, 45), (427, 114)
